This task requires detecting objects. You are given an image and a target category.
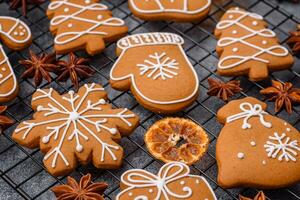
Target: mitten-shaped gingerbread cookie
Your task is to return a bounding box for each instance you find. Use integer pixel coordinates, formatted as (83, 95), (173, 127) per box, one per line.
(129, 0), (211, 22)
(0, 16), (32, 102)
(12, 83), (139, 176)
(216, 97), (300, 189)
(116, 162), (217, 200)
(47, 0), (128, 55)
(215, 7), (294, 81)
(110, 32), (199, 114)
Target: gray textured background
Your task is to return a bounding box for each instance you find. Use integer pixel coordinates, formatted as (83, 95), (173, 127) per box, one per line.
(0, 0), (300, 199)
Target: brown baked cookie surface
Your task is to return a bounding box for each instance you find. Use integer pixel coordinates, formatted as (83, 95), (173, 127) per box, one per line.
(0, 16), (32, 102)
(116, 162), (217, 200)
(47, 0), (128, 55)
(12, 83), (139, 176)
(216, 97), (300, 189)
(129, 0), (211, 22)
(110, 32), (199, 114)
(215, 7), (294, 81)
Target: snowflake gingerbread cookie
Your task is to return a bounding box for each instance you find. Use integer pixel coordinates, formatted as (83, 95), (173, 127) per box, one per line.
(110, 32), (199, 114)
(215, 7), (294, 81)
(116, 162), (217, 200)
(0, 16), (32, 102)
(47, 0), (128, 55)
(12, 83), (139, 176)
(216, 97), (300, 188)
(129, 0), (211, 22)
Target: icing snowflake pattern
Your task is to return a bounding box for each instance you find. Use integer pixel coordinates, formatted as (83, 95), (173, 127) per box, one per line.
(264, 132), (300, 162)
(137, 52), (179, 80)
(14, 83), (137, 170)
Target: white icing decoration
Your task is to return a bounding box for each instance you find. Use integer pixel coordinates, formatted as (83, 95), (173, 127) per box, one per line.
(252, 20), (258, 26)
(1, 67), (6, 71)
(287, 128), (291, 132)
(129, 0), (211, 15)
(232, 30), (237, 34)
(116, 162), (217, 200)
(15, 83), (136, 168)
(68, 23), (73, 28)
(262, 160), (266, 165)
(226, 102), (272, 129)
(149, 189), (153, 193)
(250, 141), (256, 146)
(13, 31), (18, 36)
(110, 32), (199, 105)
(0, 74), (3, 78)
(237, 152), (244, 159)
(284, 122), (287, 126)
(137, 52), (179, 80)
(232, 47), (238, 52)
(48, 0), (125, 45)
(216, 8), (289, 70)
(85, 0), (90, 4)
(262, 40), (267, 45)
(264, 132), (300, 162)
(180, 181), (185, 185)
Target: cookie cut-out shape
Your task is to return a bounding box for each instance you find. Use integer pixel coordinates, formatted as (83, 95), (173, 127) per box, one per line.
(12, 83), (139, 176)
(215, 7), (294, 81)
(129, 0), (211, 22)
(0, 16), (32, 102)
(116, 162), (217, 200)
(216, 97), (300, 188)
(47, 0), (128, 55)
(110, 32), (199, 114)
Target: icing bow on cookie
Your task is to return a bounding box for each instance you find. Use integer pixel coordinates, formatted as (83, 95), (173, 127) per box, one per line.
(226, 102), (272, 129)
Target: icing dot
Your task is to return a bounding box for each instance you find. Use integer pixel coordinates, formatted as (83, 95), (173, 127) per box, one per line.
(42, 136), (50, 144)
(250, 141), (256, 146)
(20, 32), (25, 36)
(148, 189), (153, 193)
(232, 47), (238, 52)
(196, 179), (200, 184)
(284, 122), (287, 126)
(110, 128), (117, 134)
(0, 74), (3, 78)
(69, 111), (79, 121)
(64, 8), (69, 12)
(68, 23), (73, 28)
(85, 0), (91, 4)
(237, 152), (245, 159)
(252, 21), (258, 26)
(287, 128), (291, 132)
(204, 199), (209, 200)
(129, 192), (133, 196)
(229, 15), (234, 19)
(235, 7), (239, 10)
(18, 25), (23, 29)
(37, 105), (43, 111)
(22, 29), (26, 33)
(76, 145), (83, 152)
(262, 40), (267, 45)
(97, 15), (102, 20)
(232, 30), (237, 34)
(14, 31), (18, 36)
(180, 181), (185, 185)
(1, 67), (6, 71)
(262, 160), (266, 165)
(99, 99), (106, 104)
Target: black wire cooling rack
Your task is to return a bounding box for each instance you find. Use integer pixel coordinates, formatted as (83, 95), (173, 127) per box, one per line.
(0, 0), (300, 199)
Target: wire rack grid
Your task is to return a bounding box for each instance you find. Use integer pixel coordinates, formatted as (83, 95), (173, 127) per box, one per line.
(0, 0), (300, 199)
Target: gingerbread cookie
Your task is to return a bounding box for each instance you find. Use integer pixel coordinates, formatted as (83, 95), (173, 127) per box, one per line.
(12, 83), (139, 176)
(216, 97), (300, 188)
(145, 118), (209, 165)
(110, 32), (199, 114)
(215, 7), (294, 81)
(0, 16), (32, 102)
(116, 162), (217, 200)
(129, 0), (211, 22)
(47, 0), (128, 55)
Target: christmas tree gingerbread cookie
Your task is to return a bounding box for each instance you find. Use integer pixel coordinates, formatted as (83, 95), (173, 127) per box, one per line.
(116, 162), (217, 200)
(216, 97), (300, 188)
(110, 32), (199, 114)
(129, 0), (211, 22)
(47, 0), (128, 55)
(0, 16), (32, 102)
(12, 83), (139, 176)
(215, 7), (294, 81)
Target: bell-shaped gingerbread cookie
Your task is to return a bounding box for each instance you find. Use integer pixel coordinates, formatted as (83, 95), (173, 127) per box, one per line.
(110, 32), (199, 114)
(216, 97), (300, 189)
(0, 16), (32, 102)
(129, 0), (211, 22)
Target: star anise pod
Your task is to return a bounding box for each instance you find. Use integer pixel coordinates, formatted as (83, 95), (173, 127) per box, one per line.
(56, 53), (95, 91)
(0, 106), (14, 132)
(52, 174), (108, 200)
(260, 80), (300, 114)
(207, 78), (242, 101)
(19, 50), (59, 87)
(239, 191), (266, 200)
(10, 0), (45, 16)
(287, 25), (300, 57)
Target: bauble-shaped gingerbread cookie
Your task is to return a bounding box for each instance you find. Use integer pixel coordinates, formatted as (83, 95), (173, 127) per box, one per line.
(110, 32), (199, 114)
(216, 97), (300, 188)
(12, 83), (139, 176)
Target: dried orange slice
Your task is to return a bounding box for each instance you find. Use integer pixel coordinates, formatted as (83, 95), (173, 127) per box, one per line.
(145, 118), (209, 165)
